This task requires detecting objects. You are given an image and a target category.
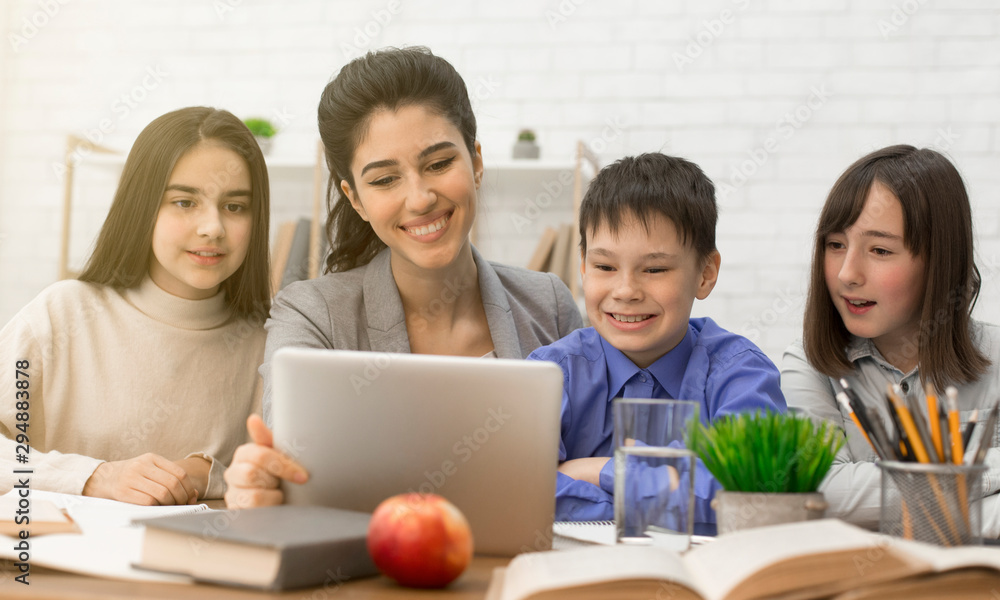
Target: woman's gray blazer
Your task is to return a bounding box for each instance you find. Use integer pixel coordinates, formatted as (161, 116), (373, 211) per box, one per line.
(261, 246), (583, 423)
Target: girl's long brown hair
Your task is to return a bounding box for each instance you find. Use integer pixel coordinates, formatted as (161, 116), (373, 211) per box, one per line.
(803, 145), (988, 390)
(78, 107), (270, 321)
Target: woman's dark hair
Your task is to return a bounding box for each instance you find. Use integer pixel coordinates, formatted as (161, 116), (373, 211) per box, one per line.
(318, 46), (477, 273)
(78, 107), (270, 321)
(803, 144), (988, 389)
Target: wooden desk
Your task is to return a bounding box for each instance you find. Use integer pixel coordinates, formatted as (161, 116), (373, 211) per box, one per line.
(0, 557), (506, 599)
(0, 499), (507, 598)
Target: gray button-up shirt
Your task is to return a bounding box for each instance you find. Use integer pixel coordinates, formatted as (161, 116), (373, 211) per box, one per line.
(781, 321), (1000, 535)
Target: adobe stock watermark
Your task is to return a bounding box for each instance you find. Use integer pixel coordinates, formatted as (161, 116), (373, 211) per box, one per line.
(716, 84), (833, 204)
(877, 0), (928, 39)
(407, 406), (512, 497)
(545, 0), (587, 30)
(52, 64), (169, 181)
(739, 287), (802, 345)
(8, 0), (72, 53)
(673, 0), (750, 72)
(213, 0), (243, 20)
(510, 116), (627, 233)
(340, 0), (401, 60)
(469, 75), (502, 109)
(409, 275), (477, 334)
(349, 353), (394, 395)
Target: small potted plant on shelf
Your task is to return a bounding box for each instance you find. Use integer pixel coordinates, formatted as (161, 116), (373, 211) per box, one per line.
(243, 117), (277, 156)
(512, 128), (540, 160)
(687, 411), (843, 534)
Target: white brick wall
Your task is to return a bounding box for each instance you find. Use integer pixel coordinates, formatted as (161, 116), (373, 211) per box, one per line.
(2, 0), (999, 366)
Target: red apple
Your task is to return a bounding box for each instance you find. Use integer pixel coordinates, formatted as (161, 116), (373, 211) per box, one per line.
(367, 493), (474, 588)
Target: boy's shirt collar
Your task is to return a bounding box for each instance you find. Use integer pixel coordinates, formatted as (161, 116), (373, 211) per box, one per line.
(599, 322), (695, 401)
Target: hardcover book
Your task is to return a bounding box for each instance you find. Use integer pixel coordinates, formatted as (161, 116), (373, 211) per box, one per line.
(134, 505), (378, 591)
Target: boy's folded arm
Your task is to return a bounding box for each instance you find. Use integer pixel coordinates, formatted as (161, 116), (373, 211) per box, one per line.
(557, 457), (610, 486)
(555, 471), (614, 521)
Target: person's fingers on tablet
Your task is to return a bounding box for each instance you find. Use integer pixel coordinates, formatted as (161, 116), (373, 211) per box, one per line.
(246, 414), (273, 447)
(236, 439), (308, 484)
(225, 484), (284, 509)
(242, 414), (308, 483)
(224, 456), (281, 490)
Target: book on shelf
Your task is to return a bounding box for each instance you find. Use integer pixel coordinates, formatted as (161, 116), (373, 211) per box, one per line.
(486, 518), (1000, 600)
(548, 223), (574, 287)
(134, 505), (378, 591)
(270, 220), (298, 295)
(527, 226), (559, 272)
(280, 217), (313, 289)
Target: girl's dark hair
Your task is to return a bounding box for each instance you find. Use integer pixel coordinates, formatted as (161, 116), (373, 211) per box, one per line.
(78, 107), (270, 321)
(318, 46), (477, 273)
(803, 144), (988, 389)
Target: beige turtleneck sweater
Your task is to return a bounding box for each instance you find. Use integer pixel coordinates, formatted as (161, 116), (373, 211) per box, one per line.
(0, 277), (265, 499)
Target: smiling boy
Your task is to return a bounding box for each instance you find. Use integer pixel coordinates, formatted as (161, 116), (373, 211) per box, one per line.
(527, 153), (786, 534)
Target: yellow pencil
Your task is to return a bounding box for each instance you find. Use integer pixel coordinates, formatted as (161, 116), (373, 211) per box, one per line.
(888, 384), (931, 463)
(925, 383), (945, 463)
(946, 386), (963, 465)
(836, 392), (877, 455)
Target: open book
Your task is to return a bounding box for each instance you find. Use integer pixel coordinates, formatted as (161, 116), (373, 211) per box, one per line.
(486, 519), (1000, 600)
(0, 490), (210, 583)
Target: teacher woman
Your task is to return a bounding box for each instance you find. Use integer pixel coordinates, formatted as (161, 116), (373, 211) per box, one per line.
(224, 46), (582, 508)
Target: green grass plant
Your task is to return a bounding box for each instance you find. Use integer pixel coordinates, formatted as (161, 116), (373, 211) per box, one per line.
(687, 411), (843, 493)
(243, 117), (276, 138)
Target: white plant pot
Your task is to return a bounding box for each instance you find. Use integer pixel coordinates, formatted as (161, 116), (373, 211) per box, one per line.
(713, 491), (827, 535)
(512, 140), (539, 159)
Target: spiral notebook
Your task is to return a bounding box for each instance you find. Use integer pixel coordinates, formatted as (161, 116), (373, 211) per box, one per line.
(553, 520), (616, 548)
(553, 521), (715, 549)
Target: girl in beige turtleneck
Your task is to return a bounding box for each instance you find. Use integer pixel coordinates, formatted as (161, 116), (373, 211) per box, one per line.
(0, 107), (270, 504)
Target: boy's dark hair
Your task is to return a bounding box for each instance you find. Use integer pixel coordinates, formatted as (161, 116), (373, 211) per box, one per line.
(579, 153), (717, 258)
(803, 144), (988, 389)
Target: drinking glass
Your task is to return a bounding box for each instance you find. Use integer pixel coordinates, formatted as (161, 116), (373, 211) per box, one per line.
(613, 398), (699, 550)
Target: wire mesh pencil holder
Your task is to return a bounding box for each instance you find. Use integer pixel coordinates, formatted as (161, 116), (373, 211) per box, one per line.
(878, 461), (986, 546)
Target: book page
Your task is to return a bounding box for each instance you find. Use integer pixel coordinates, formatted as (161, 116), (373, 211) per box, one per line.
(0, 494), (76, 535)
(8, 489), (212, 533)
(498, 545), (705, 600)
(831, 569), (1000, 600)
(0, 528), (192, 583)
(682, 519), (928, 600)
(888, 538), (1000, 572)
(0, 490), (209, 584)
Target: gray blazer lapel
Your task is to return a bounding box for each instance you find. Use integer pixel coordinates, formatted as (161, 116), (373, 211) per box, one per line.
(362, 249), (411, 354)
(473, 247), (521, 359)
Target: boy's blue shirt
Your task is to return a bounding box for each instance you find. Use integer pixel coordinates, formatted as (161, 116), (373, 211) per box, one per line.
(526, 317), (786, 535)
